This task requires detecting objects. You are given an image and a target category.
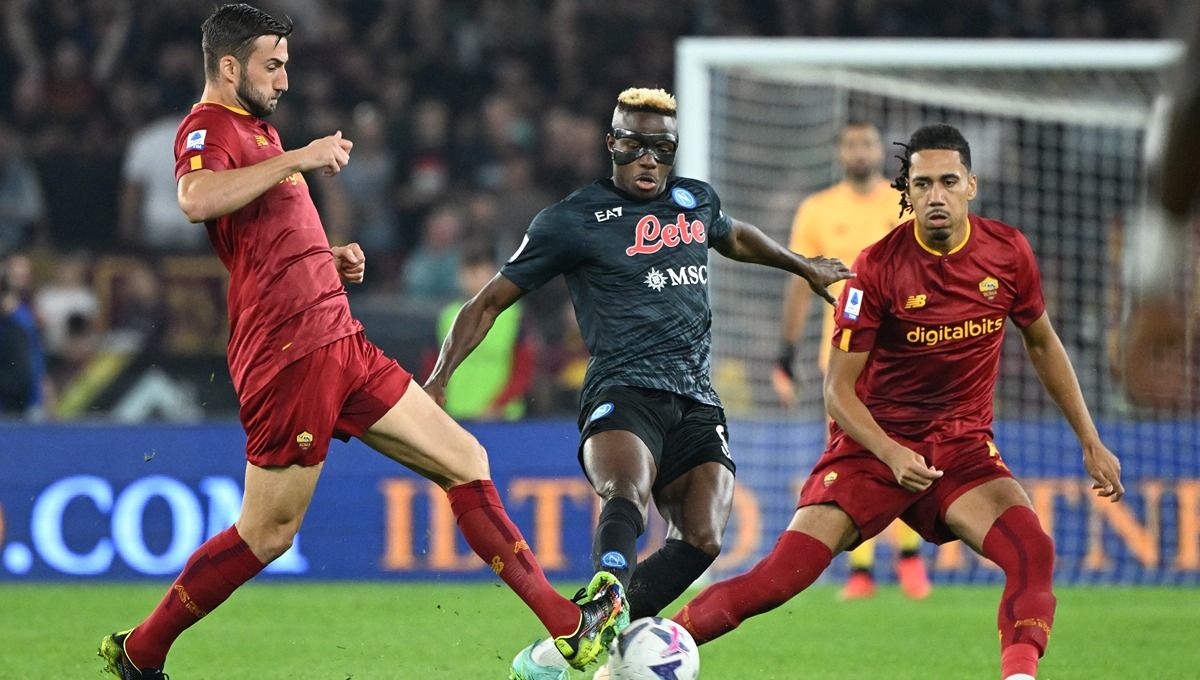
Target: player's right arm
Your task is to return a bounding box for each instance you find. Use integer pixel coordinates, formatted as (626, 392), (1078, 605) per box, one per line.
(423, 273), (525, 406)
(824, 349), (942, 492)
(424, 207), (584, 406)
(177, 131), (353, 223)
(825, 252), (941, 492)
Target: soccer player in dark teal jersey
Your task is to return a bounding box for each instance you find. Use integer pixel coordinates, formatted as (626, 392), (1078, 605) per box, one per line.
(424, 87), (852, 680)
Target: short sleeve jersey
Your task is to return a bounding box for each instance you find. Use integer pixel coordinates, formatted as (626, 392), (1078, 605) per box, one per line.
(501, 177), (733, 408)
(174, 102), (362, 399)
(787, 179), (901, 369)
(830, 215), (1045, 442)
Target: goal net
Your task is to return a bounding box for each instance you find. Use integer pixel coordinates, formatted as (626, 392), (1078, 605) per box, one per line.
(676, 39), (1198, 585)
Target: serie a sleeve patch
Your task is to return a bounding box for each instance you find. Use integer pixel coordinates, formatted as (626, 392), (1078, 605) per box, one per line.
(185, 128), (207, 150)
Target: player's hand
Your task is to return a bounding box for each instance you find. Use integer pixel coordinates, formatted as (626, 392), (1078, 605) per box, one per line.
(800, 256), (854, 305)
(880, 445), (943, 493)
(771, 365), (796, 408)
(332, 243), (365, 284)
(1082, 440), (1123, 502)
(422, 377), (448, 408)
(771, 343), (797, 407)
(300, 130), (353, 176)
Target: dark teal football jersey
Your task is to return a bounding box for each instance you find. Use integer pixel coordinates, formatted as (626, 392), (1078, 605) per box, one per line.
(501, 177), (733, 408)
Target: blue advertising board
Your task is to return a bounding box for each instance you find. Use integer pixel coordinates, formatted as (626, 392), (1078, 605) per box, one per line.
(0, 420), (1197, 584)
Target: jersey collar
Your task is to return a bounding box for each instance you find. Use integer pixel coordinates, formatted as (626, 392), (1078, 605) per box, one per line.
(194, 100), (252, 116)
(600, 177), (670, 203)
(913, 214), (972, 256)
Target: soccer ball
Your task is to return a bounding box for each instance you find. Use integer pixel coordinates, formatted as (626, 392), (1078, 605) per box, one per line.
(606, 617), (700, 680)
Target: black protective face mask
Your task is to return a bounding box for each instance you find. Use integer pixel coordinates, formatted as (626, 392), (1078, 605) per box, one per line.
(610, 127), (678, 166)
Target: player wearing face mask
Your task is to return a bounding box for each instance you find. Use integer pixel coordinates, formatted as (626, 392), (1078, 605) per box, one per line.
(424, 87), (852, 680)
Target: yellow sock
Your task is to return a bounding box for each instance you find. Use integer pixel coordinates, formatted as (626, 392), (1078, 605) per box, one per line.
(848, 537), (876, 571)
(898, 524), (921, 555)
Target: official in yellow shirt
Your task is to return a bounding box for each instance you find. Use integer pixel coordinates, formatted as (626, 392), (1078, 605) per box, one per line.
(774, 122), (931, 601)
(779, 124), (899, 377)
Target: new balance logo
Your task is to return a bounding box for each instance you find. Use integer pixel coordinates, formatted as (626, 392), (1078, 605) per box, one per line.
(904, 294), (927, 309)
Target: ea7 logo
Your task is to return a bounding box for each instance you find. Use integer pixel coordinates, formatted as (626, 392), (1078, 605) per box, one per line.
(594, 206), (623, 222)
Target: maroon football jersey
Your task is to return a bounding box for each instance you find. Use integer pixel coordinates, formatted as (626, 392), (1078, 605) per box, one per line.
(174, 102), (362, 399)
(830, 215), (1045, 442)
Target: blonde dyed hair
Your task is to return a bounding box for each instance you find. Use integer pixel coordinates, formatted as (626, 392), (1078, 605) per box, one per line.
(615, 87), (677, 117)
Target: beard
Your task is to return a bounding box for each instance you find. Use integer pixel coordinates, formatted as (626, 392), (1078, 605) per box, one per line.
(236, 75), (279, 118)
(846, 165), (875, 184)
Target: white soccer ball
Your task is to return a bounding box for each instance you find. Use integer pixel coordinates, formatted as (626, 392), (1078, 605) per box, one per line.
(606, 617), (700, 680)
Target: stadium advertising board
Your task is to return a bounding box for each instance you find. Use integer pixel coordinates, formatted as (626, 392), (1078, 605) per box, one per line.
(0, 421), (1196, 583)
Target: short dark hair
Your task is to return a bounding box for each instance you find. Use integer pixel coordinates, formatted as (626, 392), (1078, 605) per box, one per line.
(202, 3), (293, 80)
(890, 123), (972, 217)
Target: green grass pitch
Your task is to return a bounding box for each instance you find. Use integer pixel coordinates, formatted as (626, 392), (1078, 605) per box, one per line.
(4, 582), (1196, 679)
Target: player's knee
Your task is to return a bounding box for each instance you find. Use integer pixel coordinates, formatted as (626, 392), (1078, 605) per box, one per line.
(259, 535), (295, 563)
(1026, 525), (1055, 573)
(445, 438), (491, 487)
(1010, 507), (1055, 569)
(991, 509), (1056, 577)
(681, 528), (723, 558)
(241, 520), (300, 563)
(595, 479), (649, 508)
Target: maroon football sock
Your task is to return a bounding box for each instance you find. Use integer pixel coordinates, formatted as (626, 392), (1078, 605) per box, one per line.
(982, 506), (1056, 678)
(673, 530), (832, 645)
(1001, 643), (1040, 678)
(125, 525), (265, 669)
(447, 480), (580, 638)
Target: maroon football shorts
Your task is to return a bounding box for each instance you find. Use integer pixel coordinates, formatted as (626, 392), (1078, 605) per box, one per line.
(239, 332), (412, 467)
(797, 430), (1014, 547)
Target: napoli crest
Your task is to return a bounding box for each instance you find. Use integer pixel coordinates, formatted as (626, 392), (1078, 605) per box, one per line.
(671, 187), (697, 209)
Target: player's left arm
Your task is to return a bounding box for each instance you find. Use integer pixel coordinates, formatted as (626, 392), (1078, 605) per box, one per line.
(1018, 313), (1124, 502)
(714, 218), (852, 305)
(331, 242), (365, 284)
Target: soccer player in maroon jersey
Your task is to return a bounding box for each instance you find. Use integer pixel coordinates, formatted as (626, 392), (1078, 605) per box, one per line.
(672, 124), (1125, 680)
(97, 5), (622, 679)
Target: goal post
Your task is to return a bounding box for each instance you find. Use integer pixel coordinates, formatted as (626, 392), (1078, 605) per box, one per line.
(675, 39), (1199, 585)
(676, 39), (1180, 181)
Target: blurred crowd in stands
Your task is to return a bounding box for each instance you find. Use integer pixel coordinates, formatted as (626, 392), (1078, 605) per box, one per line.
(0, 0), (1173, 420)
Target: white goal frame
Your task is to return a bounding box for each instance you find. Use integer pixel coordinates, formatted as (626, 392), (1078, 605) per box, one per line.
(675, 38), (1182, 182)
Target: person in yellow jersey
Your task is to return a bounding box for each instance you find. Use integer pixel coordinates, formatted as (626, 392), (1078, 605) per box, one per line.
(773, 122), (932, 600)
(435, 244), (531, 421)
